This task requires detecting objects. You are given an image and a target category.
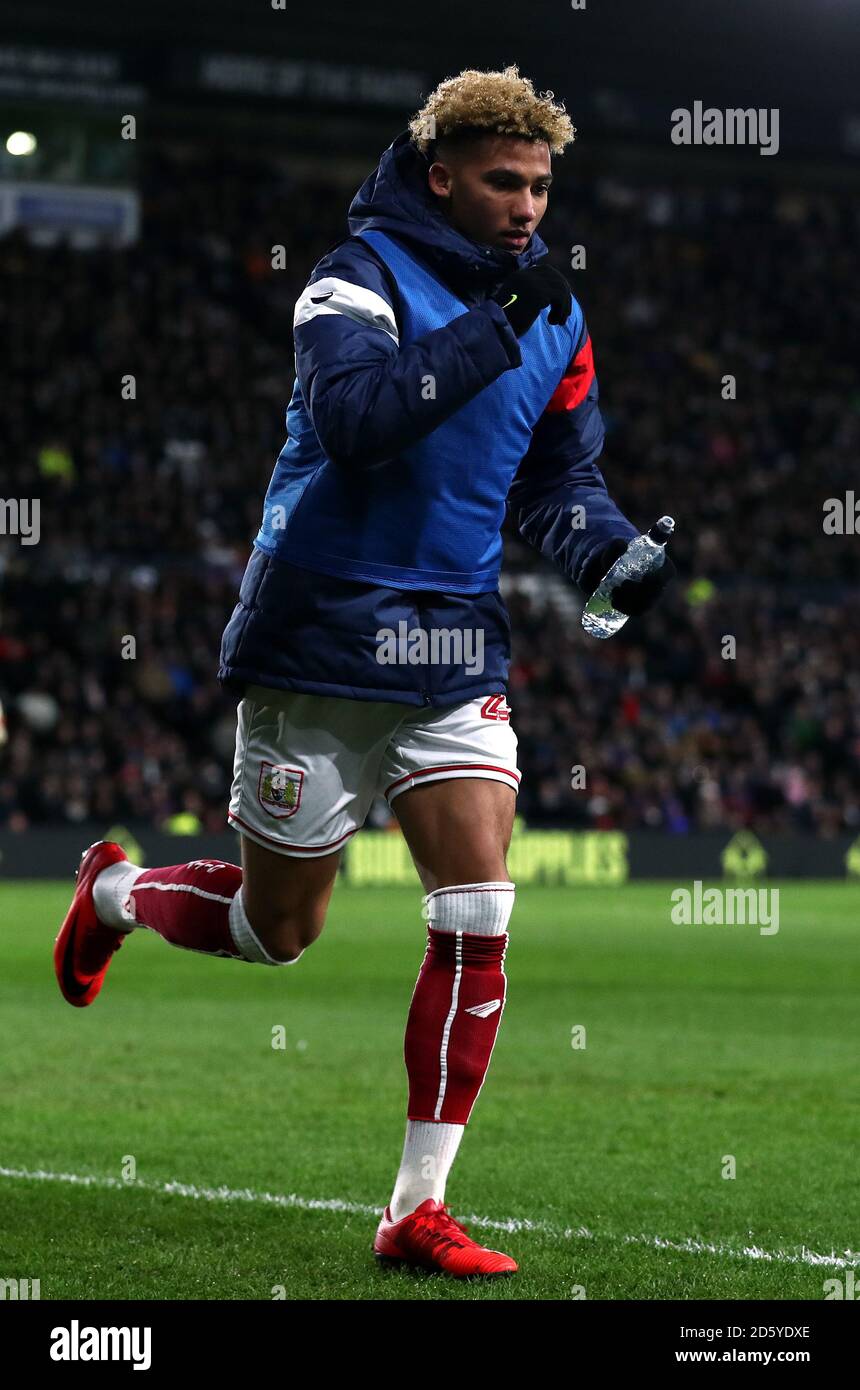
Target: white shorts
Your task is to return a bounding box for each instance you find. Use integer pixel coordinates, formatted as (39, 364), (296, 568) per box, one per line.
(228, 685), (520, 857)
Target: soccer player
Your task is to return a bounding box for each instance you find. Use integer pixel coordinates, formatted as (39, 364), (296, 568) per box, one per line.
(55, 66), (674, 1278)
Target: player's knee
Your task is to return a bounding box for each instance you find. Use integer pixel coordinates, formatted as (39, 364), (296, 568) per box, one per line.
(248, 902), (327, 963)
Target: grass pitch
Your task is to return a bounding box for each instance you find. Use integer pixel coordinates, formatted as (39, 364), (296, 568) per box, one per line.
(1, 879), (857, 1300)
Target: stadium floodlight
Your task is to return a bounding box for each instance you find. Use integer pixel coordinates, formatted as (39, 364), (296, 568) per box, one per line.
(5, 131), (37, 157)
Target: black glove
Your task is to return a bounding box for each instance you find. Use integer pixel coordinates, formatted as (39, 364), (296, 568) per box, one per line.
(580, 537), (677, 617)
(491, 263), (572, 337)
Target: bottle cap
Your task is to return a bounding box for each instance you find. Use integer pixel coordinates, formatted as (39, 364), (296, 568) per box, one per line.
(647, 516), (675, 543)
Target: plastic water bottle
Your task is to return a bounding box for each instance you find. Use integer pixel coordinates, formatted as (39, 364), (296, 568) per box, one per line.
(581, 516), (675, 639)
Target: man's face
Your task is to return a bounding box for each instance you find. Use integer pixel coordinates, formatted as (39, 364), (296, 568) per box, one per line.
(427, 134), (552, 254)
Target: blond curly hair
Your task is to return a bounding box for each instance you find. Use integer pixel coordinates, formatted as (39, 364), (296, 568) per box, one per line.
(408, 64), (576, 157)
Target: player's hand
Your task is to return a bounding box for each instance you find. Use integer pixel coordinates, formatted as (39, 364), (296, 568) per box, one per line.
(491, 264), (573, 337)
(580, 537), (677, 616)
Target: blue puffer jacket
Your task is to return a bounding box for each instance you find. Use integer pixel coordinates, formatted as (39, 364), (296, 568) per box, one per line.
(218, 130), (638, 707)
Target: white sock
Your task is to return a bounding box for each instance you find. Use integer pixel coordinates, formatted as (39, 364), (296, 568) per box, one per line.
(92, 862), (144, 933)
(227, 886), (304, 966)
(389, 1119), (465, 1222)
(421, 880), (516, 936)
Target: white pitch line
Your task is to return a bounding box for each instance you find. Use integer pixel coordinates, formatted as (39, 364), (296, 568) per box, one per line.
(1, 1165), (858, 1271)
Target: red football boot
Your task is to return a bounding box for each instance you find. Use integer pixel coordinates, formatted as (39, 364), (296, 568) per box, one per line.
(374, 1198), (518, 1278)
(54, 841), (130, 1007)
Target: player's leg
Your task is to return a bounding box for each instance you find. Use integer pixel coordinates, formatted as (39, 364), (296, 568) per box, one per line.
(387, 777), (515, 1214)
(235, 833), (341, 962)
(55, 687), (387, 1005)
(88, 681), (352, 966)
(55, 825), (344, 1008)
(372, 696), (520, 1273)
(389, 774), (516, 893)
(94, 838), (342, 964)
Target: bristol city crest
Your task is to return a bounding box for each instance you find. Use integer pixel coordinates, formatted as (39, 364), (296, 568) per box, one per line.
(258, 763), (304, 818)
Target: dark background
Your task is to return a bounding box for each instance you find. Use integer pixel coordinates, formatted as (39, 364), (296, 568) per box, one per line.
(1, 1), (858, 847)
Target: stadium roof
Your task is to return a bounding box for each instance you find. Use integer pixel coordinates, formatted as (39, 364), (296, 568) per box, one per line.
(2, 0), (856, 158)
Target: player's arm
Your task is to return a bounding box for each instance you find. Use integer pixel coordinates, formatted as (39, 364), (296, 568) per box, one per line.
(293, 239), (523, 470)
(506, 322), (664, 603)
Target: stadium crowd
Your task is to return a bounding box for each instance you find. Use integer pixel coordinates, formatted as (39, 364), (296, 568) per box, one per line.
(1, 144), (858, 835)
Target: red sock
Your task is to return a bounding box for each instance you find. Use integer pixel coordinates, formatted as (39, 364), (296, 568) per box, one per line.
(128, 860), (244, 959)
(404, 928), (508, 1124)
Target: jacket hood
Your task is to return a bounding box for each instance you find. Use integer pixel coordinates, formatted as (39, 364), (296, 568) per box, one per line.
(347, 129), (548, 301)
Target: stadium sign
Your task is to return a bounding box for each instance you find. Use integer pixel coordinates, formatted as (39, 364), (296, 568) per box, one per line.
(196, 54), (423, 108)
(3, 829), (860, 883)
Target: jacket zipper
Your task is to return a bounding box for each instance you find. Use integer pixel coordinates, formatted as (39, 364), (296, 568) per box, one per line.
(414, 594), (432, 705)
